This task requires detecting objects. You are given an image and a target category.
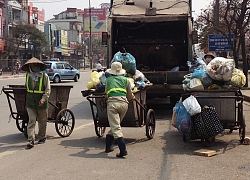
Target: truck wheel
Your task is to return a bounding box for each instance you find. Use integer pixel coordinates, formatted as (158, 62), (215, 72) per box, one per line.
(145, 109), (156, 139)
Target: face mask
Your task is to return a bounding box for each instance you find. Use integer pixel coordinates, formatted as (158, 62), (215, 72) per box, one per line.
(31, 66), (41, 72)
(205, 58), (212, 63)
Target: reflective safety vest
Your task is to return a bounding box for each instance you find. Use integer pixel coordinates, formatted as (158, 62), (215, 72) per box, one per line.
(26, 72), (45, 93)
(106, 75), (127, 97)
(25, 72), (47, 110)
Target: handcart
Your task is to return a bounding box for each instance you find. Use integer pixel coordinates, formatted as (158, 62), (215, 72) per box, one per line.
(1, 85), (75, 138)
(182, 89), (245, 145)
(81, 89), (156, 139)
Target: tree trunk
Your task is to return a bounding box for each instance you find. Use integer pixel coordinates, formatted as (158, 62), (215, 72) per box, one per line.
(240, 31), (248, 87)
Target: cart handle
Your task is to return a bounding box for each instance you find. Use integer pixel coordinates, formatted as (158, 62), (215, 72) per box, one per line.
(193, 95), (243, 102)
(86, 95), (146, 110)
(48, 101), (60, 110)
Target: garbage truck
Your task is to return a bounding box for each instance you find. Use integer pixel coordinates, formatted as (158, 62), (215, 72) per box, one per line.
(106, 0), (198, 104)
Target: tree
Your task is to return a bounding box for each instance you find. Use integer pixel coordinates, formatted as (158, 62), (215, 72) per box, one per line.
(194, 0), (250, 87)
(4, 24), (49, 60)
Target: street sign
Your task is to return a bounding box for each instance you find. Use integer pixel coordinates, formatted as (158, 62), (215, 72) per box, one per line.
(209, 34), (234, 51)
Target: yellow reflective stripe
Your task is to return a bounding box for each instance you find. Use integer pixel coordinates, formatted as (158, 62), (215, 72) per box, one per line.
(26, 73), (45, 94)
(38, 73), (44, 92)
(26, 73), (29, 91)
(107, 88), (127, 95)
(27, 90), (44, 93)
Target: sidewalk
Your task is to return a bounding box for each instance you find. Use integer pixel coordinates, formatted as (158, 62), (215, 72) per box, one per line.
(0, 72), (26, 79)
(1, 71), (250, 102)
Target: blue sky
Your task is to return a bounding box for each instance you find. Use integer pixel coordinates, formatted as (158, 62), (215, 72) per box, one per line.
(32, 0), (212, 21)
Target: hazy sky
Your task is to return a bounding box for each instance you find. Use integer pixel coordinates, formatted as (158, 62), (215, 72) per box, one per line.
(32, 0), (213, 21)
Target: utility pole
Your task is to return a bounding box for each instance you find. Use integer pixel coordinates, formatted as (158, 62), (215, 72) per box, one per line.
(82, 13), (85, 70)
(89, 0), (92, 69)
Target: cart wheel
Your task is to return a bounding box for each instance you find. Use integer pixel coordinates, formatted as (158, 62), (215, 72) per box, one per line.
(16, 115), (24, 132)
(238, 101), (246, 144)
(94, 113), (106, 137)
(183, 135), (190, 142)
(239, 116), (246, 144)
(183, 135), (187, 142)
(16, 114), (29, 132)
(23, 124), (28, 139)
(55, 109), (75, 137)
(145, 109), (156, 139)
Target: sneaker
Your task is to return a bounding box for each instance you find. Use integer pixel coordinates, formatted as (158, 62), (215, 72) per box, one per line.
(38, 138), (46, 144)
(26, 141), (34, 149)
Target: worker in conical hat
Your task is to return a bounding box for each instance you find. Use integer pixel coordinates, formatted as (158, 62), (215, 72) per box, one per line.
(204, 52), (216, 64)
(21, 57), (51, 149)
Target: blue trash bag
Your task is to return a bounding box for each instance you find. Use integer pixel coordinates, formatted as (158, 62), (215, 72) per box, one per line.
(135, 79), (146, 89)
(175, 100), (191, 135)
(191, 69), (213, 87)
(111, 51), (136, 75)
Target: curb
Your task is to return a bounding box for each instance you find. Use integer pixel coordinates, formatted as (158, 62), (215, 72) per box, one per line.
(0, 74), (25, 79)
(243, 95), (250, 103)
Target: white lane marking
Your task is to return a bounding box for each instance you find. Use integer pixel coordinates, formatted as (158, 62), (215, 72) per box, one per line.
(0, 76), (25, 80)
(0, 150), (17, 159)
(73, 122), (94, 131)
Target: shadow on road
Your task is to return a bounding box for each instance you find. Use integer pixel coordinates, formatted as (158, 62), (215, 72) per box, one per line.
(59, 135), (150, 159)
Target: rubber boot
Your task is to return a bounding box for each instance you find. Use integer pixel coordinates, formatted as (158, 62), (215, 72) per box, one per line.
(105, 134), (114, 153)
(116, 137), (128, 158)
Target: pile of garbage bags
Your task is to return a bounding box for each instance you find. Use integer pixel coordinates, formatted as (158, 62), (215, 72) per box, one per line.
(86, 51), (151, 92)
(183, 57), (246, 90)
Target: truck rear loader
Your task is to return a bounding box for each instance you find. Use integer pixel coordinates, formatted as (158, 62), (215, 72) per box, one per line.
(106, 0), (198, 104)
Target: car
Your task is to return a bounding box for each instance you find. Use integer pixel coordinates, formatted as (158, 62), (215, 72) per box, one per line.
(43, 61), (80, 83)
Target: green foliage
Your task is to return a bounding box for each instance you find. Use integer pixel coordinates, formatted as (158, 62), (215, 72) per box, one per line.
(11, 24), (49, 56)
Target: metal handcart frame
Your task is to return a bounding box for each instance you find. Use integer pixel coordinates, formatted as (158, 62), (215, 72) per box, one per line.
(81, 88), (156, 139)
(182, 89), (245, 145)
(2, 85), (75, 138)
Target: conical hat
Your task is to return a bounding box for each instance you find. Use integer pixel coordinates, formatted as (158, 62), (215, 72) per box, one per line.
(204, 52), (215, 59)
(21, 57), (47, 71)
(106, 62), (126, 75)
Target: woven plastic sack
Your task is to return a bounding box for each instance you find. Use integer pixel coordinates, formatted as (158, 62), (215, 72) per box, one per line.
(229, 68), (246, 87)
(206, 57), (235, 81)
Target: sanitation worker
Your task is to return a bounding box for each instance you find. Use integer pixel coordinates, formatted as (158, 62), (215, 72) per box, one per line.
(204, 52), (215, 65)
(21, 57), (51, 149)
(105, 61), (135, 158)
